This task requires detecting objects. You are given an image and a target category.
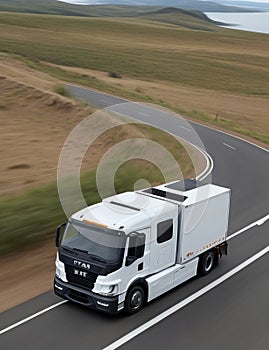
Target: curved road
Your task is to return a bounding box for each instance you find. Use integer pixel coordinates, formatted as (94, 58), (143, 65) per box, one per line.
(1, 85), (269, 350)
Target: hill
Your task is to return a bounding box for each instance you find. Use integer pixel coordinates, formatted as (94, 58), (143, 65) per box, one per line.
(59, 0), (251, 12)
(0, 0), (251, 16)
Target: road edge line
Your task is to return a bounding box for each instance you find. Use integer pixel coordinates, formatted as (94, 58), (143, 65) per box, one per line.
(102, 245), (269, 350)
(0, 300), (67, 336)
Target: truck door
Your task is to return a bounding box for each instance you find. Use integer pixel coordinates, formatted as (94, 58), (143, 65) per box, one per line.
(120, 228), (150, 290)
(149, 205), (179, 275)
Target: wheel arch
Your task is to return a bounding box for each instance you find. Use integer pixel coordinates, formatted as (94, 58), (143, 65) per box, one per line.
(127, 278), (149, 302)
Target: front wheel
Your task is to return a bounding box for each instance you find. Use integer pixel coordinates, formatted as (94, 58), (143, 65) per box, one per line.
(125, 285), (145, 314)
(199, 250), (217, 276)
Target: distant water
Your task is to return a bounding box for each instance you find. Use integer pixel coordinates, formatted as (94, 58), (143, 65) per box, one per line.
(205, 12), (269, 34)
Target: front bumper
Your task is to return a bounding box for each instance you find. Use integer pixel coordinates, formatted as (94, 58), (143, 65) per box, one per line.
(54, 277), (120, 314)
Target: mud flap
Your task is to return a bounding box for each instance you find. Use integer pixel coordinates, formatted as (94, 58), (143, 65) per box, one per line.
(216, 242), (228, 258)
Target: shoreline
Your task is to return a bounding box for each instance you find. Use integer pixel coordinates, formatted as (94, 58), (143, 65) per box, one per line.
(205, 11), (269, 34)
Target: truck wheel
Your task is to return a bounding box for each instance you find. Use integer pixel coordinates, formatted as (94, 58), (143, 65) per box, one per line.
(199, 250), (217, 276)
(125, 285), (145, 314)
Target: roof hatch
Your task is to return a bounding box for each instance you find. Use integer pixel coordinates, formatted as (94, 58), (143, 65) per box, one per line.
(143, 187), (187, 203)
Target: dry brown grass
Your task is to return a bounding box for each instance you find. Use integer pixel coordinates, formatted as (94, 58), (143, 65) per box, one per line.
(0, 77), (94, 196)
(0, 52), (57, 90)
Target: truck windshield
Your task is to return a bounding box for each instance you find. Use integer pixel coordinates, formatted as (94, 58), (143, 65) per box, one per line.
(61, 221), (126, 264)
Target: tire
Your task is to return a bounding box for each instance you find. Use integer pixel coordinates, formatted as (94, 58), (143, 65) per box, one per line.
(125, 285), (145, 315)
(199, 250), (217, 276)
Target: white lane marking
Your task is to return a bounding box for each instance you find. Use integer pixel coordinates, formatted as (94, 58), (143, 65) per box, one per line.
(191, 118), (268, 154)
(227, 213), (269, 241)
(103, 245), (269, 350)
(0, 301), (67, 336)
(257, 214), (269, 226)
(196, 147), (214, 182)
(223, 142), (236, 151)
(179, 125), (192, 132)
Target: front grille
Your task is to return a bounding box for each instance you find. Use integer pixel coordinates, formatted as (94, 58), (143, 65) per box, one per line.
(65, 264), (98, 291)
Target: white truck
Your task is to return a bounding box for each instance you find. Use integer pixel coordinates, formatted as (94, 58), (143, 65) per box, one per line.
(54, 179), (230, 314)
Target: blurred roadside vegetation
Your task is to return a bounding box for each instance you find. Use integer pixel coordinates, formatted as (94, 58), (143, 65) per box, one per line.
(0, 118), (196, 255)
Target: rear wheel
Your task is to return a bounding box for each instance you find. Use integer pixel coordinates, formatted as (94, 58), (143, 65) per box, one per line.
(199, 250), (217, 276)
(125, 285), (145, 314)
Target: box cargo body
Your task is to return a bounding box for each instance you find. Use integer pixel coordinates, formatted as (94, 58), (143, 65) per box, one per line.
(179, 185), (230, 263)
(141, 181), (230, 263)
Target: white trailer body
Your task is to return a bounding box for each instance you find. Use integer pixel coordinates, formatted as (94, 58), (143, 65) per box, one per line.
(54, 179), (231, 314)
(179, 184), (230, 263)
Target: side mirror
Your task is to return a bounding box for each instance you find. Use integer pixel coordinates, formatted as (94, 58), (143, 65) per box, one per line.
(56, 223), (66, 247)
(135, 234), (146, 258)
(126, 256), (137, 266)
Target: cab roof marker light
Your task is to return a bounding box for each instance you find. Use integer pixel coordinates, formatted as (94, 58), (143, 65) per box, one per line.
(83, 219), (108, 228)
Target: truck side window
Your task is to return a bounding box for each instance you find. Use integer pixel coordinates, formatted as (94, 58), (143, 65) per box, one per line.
(128, 233), (145, 259)
(157, 219), (173, 244)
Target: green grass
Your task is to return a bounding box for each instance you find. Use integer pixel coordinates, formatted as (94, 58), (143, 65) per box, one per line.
(53, 84), (70, 97)
(0, 12), (268, 97)
(0, 170), (141, 254)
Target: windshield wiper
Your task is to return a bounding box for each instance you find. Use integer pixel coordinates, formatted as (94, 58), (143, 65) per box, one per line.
(61, 246), (78, 255)
(73, 248), (88, 254)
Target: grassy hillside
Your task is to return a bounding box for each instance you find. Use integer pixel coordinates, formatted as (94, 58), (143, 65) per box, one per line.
(0, 0), (248, 16)
(141, 7), (221, 30)
(0, 1), (160, 16)
(0, 2), (219, 28)
(0, 11), (268, 144)
(0, 12), (268, 96)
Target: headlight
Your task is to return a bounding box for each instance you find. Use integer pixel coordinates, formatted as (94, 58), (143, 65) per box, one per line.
(98, 284), (119, 296)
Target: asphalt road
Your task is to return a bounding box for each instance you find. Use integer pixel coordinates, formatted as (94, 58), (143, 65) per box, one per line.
(1, 84), (268, 350)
